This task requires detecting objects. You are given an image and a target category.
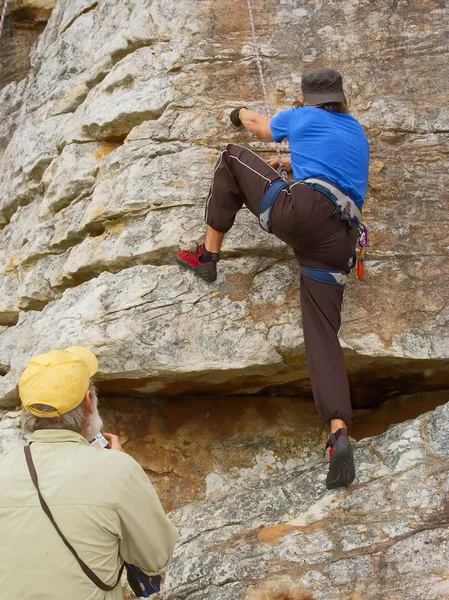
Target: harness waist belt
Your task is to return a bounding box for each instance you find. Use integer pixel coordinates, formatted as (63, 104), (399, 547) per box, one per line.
(300, 265), (347, 288)
(303, 178), (362, 225)
(259, 179), (289, 233)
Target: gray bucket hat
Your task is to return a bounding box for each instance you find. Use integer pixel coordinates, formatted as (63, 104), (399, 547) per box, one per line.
(301, 67), (345, 105)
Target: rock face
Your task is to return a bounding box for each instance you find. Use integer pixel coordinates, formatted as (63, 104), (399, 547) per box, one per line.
(0, 1), (449, 405)
(2, 394), (448, 600)
(0, 409), (26, 454)
(0, 1), (54, 92)
(1, 388), (446, 510)
(164, 399), (449, 600)
(1, 0), (449, 405)
(97, 390), (447, 512)
(1, 5), (449, 597)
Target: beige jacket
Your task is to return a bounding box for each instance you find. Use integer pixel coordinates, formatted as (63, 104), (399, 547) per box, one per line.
(0, 429), (178, 599)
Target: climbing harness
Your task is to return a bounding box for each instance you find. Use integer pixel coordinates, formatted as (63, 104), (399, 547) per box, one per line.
(302, 178), (362, 227)
(300, 265), (348, 288)
(357, 225), (369, 281)
(245, 0), (288, 182)
(259, 179), (289, 232)
(0, 0), (8, 38)
(301, 177), (370, 281)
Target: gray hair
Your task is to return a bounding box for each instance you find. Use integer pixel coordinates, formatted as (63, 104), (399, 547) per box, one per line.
(22, 382), (100, 437)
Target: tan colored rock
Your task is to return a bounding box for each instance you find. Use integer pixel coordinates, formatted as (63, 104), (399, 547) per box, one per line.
(0, 2), (53, 93)
(163, 399), (449, 599)
(39, 142), (105, 216)
(0, 0), (448, 411)
(0, 409), (25, 455)
(0, 114), (69, 222)
(0, 258), (302, 405)
(0, 275), (19, 325)
(71, 46), (178, 140)
(99, 390), (448, 512)
(12, 1), (56, 9)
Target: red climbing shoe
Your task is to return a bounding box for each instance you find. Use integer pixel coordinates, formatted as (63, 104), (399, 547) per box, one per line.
(176, 243), (218, 283)
(326, 428), (355, 489)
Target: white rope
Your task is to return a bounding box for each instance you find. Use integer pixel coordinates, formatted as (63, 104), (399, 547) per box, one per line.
(245, 0), (288, 181)
(0, 0), (8, 37)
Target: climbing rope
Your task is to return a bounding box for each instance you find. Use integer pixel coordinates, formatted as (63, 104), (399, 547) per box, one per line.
(245, 0), (288, 181)
(0, 0), (8, 38)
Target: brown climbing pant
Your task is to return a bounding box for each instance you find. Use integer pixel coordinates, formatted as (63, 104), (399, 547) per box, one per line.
(205, 144), (358, 424)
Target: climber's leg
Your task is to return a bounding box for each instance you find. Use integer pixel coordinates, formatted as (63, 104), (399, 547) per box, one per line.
(300, 274), (351, 425)
(331, 419), (347, 433)
(205, 143), (281, 232)
(299, 270), (355, 489)
(288, 181), (358, 488)
(176, 144), (281, 282)
(204, 227), (224, 254)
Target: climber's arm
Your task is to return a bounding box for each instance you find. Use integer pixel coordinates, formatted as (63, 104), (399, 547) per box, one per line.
(238, 108), (274, 140)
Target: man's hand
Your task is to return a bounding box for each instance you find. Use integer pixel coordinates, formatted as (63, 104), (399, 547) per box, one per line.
(230, 107), (246, 127)
(269, 156), (292, 173)
(229, 107), (273, 140)
(103, 432), (126, 452)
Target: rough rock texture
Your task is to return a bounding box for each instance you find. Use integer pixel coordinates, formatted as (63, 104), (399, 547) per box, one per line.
(164, 398), (449, 600)
(1, 0), (449, 405)
(1, 389), (446, 511)
(2, 393), (448, 600)
(0, 1), (54, 91)
(99, 390), (448, 512)
(1, 5), (448, 597)
(0, 409), (26, 453)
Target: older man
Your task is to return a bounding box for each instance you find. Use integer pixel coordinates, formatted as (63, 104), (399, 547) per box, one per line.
(0, 346), (178, 599)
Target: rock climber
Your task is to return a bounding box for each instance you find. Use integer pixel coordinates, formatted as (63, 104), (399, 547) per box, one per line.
(0, 346), (178, 598)
(176, 67), (370, 489)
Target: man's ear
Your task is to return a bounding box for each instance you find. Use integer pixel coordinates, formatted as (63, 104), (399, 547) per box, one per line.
(84, 388), (94, 415)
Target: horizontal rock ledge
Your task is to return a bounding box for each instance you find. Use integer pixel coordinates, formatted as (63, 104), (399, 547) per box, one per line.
(1, 351), (449, 412)
(1, 258), (449, 408)
(96, 353), (449, 408)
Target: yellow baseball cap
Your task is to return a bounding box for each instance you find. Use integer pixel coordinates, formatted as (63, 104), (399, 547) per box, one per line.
(19, 346), (99, 418)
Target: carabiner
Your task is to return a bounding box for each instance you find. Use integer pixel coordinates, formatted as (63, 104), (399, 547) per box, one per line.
(358, 225), (369, 248)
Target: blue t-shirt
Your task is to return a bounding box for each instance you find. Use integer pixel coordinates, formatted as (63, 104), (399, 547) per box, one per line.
(270, 106), (370, 209)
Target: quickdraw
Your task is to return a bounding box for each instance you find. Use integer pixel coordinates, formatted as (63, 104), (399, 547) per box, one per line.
(357, 225), (369, 281)
(245, 0), (288, 182)
(0, 0), (8, 38)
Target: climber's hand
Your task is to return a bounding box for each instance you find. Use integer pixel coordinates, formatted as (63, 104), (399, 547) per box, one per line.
(230, 107), (247, 127)
(269, 156), (292, 172)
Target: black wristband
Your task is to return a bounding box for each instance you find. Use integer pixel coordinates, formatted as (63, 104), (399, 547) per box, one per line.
(230, 106), (247, 127)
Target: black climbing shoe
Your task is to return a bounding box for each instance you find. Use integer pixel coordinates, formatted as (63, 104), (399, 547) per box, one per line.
(326, 428), (355, 490)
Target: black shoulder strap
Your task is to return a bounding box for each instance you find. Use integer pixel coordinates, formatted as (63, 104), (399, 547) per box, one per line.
(24, 445), (124, 592)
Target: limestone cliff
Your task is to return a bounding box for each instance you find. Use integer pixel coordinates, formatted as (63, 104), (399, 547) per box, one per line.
(2, 395), (449, 599)
(1, 4), (449, 597)
(164, 399), (449, 600)
(0, 0), (448, 406)
(0, 0), (55, 91)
